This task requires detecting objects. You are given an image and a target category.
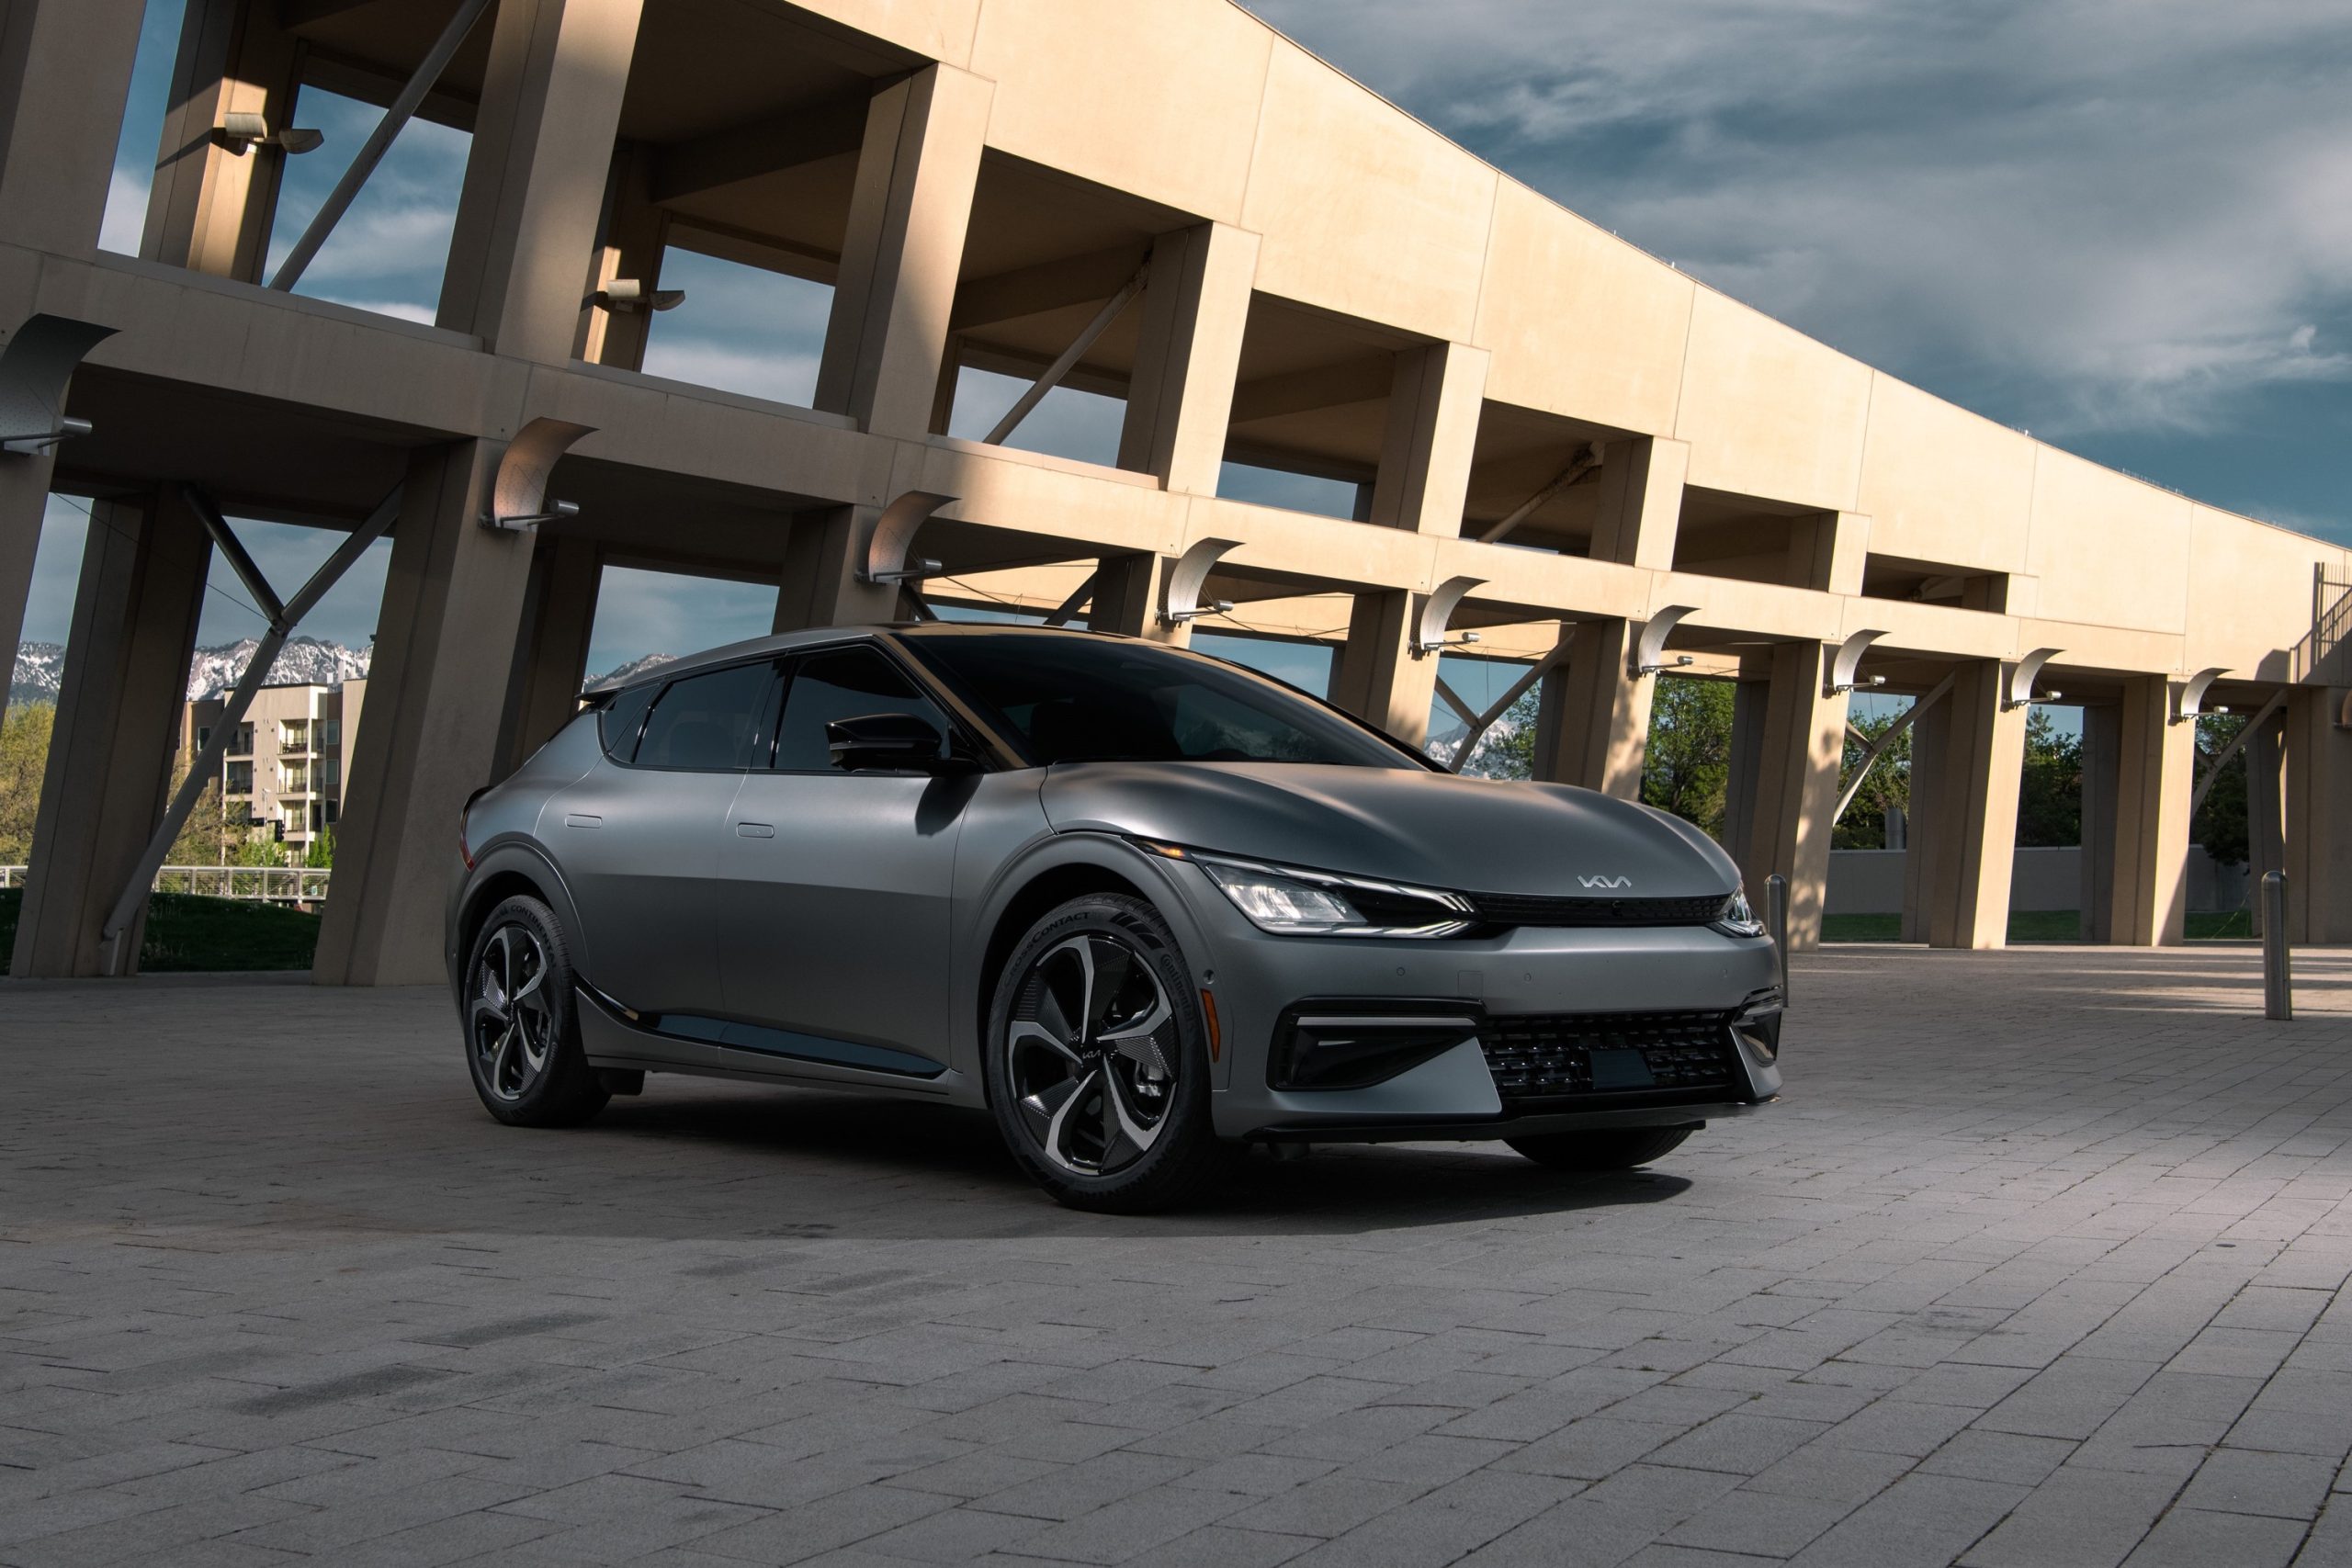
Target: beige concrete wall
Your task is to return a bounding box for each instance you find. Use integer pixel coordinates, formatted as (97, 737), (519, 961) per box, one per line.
(2025, 448), (2193, 633)
(1674, 291), (1871, 513)
(1854, 374), (2038, 575)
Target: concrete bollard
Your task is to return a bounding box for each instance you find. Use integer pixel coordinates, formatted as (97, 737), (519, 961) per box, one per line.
(1766, 873), (1791, 1009)
(2262, 870), (2291, 1021)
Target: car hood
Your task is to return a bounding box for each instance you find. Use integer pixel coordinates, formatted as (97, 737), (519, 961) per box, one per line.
(1039, 762), (1739, 898)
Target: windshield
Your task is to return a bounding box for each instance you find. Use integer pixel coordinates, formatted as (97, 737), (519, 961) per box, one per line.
(903, 632), (1424, 769)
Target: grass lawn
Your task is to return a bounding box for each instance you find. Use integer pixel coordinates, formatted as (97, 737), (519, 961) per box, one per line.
(1823, 908), (2256, 943)
(0, 889), (321, 974)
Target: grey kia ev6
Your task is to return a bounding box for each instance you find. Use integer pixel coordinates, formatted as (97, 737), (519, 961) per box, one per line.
(447, 624), (1783, 1211)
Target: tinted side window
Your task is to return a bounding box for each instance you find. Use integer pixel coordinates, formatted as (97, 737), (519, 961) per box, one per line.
(636, 662), (775, 771)
(773, 647), (948, 772)
(598, 682), (658, 762)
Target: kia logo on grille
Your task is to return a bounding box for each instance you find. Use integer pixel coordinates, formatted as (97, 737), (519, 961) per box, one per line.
(1577, 874), (1633, 889)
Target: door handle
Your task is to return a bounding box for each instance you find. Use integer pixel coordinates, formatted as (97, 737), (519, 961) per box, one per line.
(563, 813), (602, 829)
(735, 821), (775, 839)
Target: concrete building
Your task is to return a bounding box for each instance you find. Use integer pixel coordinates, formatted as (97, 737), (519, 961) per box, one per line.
(2, 0), (2347, 980)
(178, 679), (367, 854)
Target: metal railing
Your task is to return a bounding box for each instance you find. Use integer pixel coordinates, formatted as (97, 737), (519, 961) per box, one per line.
(0, 865), (328, 902)
(2316, 568), (2352, 667)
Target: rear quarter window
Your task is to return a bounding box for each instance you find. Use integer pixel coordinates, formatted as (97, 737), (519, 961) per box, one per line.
(597, 682), (658, 762)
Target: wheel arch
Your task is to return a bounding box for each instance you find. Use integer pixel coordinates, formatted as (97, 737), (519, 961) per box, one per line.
(964, 836), (1216, 1096)
(454, 840), (588, 997)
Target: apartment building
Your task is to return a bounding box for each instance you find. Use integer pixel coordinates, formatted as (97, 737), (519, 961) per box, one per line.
(177, 682), (368, 855)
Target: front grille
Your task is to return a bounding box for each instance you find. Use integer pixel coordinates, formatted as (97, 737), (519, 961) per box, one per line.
(1480, 1010), (1740, 1103)
(1468, 891), (1727, 929)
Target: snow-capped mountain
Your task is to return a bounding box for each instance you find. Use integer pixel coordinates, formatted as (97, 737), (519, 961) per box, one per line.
(10, 641), (63, 709)
(589, 652), (675, 686)
(183, 637), (372, 701)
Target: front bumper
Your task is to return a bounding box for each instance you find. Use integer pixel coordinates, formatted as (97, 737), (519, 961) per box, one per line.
(1154, 858), (1784, 1143)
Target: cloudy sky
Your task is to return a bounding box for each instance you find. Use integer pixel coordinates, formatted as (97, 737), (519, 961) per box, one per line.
(25, 0), (2348, 683)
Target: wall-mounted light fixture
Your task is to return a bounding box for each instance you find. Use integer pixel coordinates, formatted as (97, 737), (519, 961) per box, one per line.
(590, 279), (684, 314)
(217, 111), (323, 155)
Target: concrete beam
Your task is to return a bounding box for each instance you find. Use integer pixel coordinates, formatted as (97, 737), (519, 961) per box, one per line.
(1533, 618), (1651, 798)
(815, 64), (991, 437)
(1722, 641), (1848, 950)
(1918, 660), (2026, 948)
(650, 96), (867, 205)
(1118, 223), (1258, 495)
(141, 0), (302, 280)
(496, 530), (602, 773)
(1369, 341), (1487, 536)
(1587, 436), (1688, 571)
(0, 0), (148, 254)
(436, 0), (646, 363)
(1227, 354), (1396, 426)
(11, 490), (210, 976)
(2104, 674), (2193, 945)
(313, 441), (536, 985)
(950, 244), (1147, 334)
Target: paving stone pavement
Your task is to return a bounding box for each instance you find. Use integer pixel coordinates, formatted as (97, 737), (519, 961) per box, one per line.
(6, 945), (2352, 1567)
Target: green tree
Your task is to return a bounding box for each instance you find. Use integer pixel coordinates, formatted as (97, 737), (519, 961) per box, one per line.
(2192, 712), (2250, 865)
(301, 825), (336, 870)
(1835, 708), (1911, 849)
(0, 702), (55, 863)
(1456, 685), (1542, 780)
(163, 766), (245, 871)
(1641, 675), (1735, 836)
(2016, 708), (2082, 848)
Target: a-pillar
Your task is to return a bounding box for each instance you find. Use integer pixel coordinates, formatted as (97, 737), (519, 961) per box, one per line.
(0, 0), (148, 254)
(814, 65), (991, 437)
(2103, 675), (2193, 945)
(139, 0), (302, 278)
(1532, 619), (1650, 797)
(436, 0), (647, 363)
(1118, 223), (1259, 494)
(1329, 592), (1437, 747)
(314, 443), (538, 985)
(497, 531), (603, 773)
(11, 491), (211, 976)
(1916, 660), (2027, 948)
(771, 505), (900, 632)
(1721, 642), (1848, 949)
(2283, 686), (2352, 943)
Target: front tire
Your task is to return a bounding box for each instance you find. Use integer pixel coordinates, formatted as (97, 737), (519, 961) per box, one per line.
(462, 895), (608, 1128)
(1507, 1126), (1694, 1171)
(985, 894), (1226, 1213)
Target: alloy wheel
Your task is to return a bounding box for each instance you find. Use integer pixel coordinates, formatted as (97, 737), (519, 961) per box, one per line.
(469, 922), (554, 1102)
(1004, 932), (1180, 1177)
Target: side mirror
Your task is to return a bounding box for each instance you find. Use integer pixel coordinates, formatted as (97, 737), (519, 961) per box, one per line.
(826, 711), (951, 773)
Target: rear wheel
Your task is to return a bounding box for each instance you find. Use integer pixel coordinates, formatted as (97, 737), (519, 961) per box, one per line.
(1507, 1126), (1694, 1171)
(985, 894), (1227, 1213)
(463, 895), (608, 1128)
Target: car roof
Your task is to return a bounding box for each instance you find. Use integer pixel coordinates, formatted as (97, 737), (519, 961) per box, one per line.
(577, 621), (1128, 696)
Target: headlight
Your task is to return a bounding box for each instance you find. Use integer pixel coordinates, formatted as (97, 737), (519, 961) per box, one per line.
(1713, 884), (1769, 938)
(1166, 847), (1476, 938)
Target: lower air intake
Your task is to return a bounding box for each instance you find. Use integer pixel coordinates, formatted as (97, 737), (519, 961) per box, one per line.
(1480, 1010), (1740, 1103)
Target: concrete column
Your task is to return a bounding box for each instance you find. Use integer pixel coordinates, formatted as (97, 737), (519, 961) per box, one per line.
(11, 491), (211, 977)
(1329, 591), (1437, 745)
(2247, 704), (2286, 935)
(1587, 436), (1688, 570)
(1722, 642), (1848, 950)
(437, 0), (646, 362)
(139, 0), (302, 278)
(1086, 552), (1183, 645)
(574, 141), (667, 369)
(1789, 511), (1870, 594)
(1532, 619), (1651, 798)
(0, 459), (58, 735)
(1367, 342), (1487, 536)
(2104, 676), (2193, 945)
(1720, 667), (1769, 873)
(814, 65), (991, 436)
(0, 0), (147, 253)
(2077, 702), (2119, 942)
(2282, 686), (2352, 944)
(1118, 223), (1260, 494)
(497, 531), (602, 773)
(1901, 689), (1948, 942)
(313, 442), (536, 985)
(1918, 660), (2026, 949)
(770, 504), (899, 633)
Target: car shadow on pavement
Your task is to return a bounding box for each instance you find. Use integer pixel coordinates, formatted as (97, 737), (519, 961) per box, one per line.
(563, 1086), (1697, 1239)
